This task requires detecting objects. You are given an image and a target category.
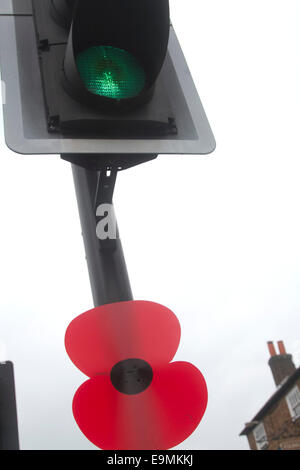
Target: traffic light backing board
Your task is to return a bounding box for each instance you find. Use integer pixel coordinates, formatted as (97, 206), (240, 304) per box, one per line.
(0, 1), (216, 156)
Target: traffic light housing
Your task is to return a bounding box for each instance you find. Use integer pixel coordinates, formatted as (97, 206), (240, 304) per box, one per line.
(0, 0), (215, 156)
(62, 0), (170, 111)
(34, 0), (176, 137)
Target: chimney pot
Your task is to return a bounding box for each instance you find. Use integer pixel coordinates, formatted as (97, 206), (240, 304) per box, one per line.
(267, 341), (276, 357)
(277, 340), (286, 355)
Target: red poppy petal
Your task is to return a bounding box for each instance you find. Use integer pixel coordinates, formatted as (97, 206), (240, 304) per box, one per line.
(72, 361), (207, 450)
(65, 301), (181, 377)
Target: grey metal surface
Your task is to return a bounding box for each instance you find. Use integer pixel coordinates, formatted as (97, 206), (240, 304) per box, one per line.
(0, 2), (216, 156)
(0, 0), (32, 15)
(72, 165), (133, 307)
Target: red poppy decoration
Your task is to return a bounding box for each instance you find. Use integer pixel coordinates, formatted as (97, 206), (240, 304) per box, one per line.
(65, 300), (208, 450)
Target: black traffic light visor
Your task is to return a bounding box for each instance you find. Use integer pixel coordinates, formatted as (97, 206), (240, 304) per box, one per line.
(62, 0), (170, 112)
(50, 0), (75, 29)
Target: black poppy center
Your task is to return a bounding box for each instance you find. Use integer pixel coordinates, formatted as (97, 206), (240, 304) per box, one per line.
(110, 358), (153, 395)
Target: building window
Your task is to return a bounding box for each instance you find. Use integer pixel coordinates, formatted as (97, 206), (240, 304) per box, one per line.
(253, 422), (268, 450)
(286, 385), (300, 421)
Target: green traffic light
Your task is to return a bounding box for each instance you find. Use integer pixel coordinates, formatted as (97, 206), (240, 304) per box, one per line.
(76, 46), (146, 100)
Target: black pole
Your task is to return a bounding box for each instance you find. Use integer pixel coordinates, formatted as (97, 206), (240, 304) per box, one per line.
(0, 362), (19, 450)
(72, 163), (133, 307)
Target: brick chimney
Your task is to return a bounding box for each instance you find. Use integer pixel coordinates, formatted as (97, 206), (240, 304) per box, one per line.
(267, 341), (296, 387)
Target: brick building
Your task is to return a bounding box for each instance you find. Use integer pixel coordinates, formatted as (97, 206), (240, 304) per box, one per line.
(240, 341), (300, 450)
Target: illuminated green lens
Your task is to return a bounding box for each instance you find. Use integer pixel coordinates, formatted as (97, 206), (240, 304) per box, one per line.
(76, 46), (146, 100)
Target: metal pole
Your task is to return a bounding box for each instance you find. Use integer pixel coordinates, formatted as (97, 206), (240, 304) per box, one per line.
(72, 164), (133, 307)
(0, 362), (19, 450)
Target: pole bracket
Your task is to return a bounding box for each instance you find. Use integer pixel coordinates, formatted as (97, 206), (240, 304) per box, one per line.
(61, 153), (158, 172)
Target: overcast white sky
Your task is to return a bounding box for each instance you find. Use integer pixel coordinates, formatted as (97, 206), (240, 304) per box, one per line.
(1, 0), (300, 450)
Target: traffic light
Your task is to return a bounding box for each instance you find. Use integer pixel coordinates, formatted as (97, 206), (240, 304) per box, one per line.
(0, 0), (215, 156)
(34, 0), (176, 137)
(62, 0), (170, 111)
